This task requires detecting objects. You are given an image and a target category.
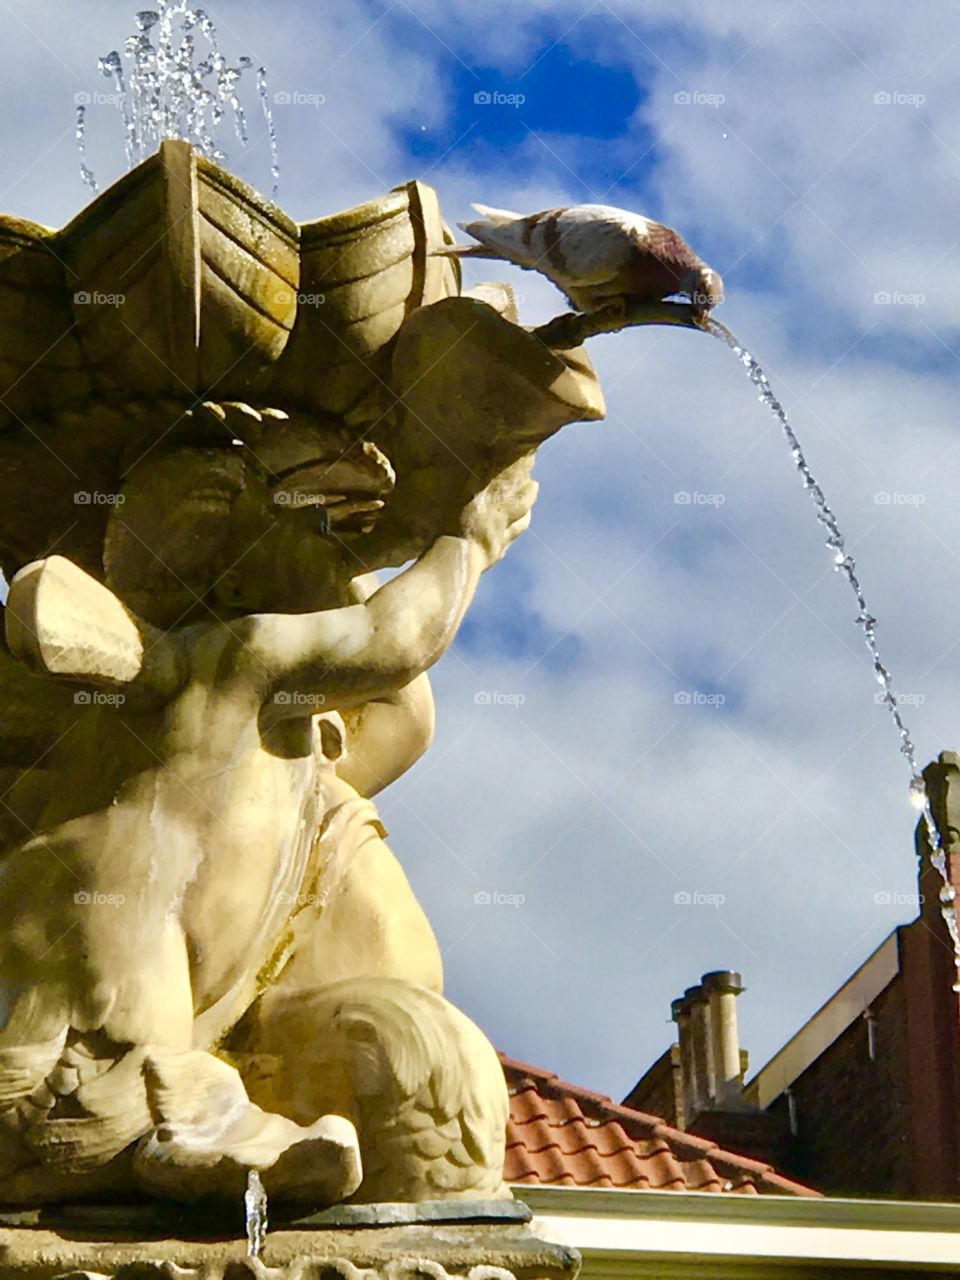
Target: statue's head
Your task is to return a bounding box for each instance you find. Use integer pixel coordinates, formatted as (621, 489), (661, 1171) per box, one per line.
(103, 410), (394, 628)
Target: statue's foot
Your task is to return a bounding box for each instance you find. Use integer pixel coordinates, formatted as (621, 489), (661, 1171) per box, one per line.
(131, 1048), (362, 1205)
(134, 1107), (361, 1205)
(260, 1113), (361, 1205)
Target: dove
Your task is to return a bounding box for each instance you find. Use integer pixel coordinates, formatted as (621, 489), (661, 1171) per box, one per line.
(442, 202), (723, 315)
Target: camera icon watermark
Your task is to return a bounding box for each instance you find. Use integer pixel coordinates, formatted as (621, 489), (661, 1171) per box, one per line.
(873, 90), (925, 107)
(873, 491), (925, 506)
(873, 890), (923, 907)
(873, 690), (925, 707)
(74, 690), (126, 707)
(673, 89), (726, 107)
(273, 90), (325, 107)
(674, 490), (726, 506)
(473, 90), (526, 107)
(673, 889), (726, 908)
(473, 889), (526, 908)
(873, 290), (925, 307)
(274, 690), (327, 707)
(273, 491), (326, 507)
(277, 890), (320, 906)
(674, 690), (726, 707)
(74, 491), (125, 506)
(73, 290), (125, 307)
(273, 289), (325, 307)
(474, 690), (526, 706)
(74, 90), (123, 107)
(74, 889), (126, 906)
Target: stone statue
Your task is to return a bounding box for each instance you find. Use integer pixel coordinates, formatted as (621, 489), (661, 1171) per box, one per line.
(0, 142), (603, 1207)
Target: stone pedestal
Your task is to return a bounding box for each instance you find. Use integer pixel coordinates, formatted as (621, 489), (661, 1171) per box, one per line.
(0, 1200), (579, 1280)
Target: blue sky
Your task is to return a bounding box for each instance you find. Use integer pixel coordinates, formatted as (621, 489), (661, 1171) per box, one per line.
(5, 0), (960, 1105)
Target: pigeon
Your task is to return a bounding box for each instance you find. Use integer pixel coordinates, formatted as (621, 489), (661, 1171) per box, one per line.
(440, 202), (723, 315)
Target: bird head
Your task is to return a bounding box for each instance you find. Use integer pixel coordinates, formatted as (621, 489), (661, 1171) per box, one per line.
(681, 265), (724, 311)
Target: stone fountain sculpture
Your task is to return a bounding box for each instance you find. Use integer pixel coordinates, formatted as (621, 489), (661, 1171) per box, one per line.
(0, 141), (606, 1215)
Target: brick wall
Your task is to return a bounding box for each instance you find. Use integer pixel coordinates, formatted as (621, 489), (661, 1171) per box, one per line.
(622, 1046), (682, 1127)
(771, 971), (914, 1197)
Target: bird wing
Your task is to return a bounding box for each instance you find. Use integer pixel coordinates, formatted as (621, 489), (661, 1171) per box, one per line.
(543, 209), (641, 285)
(636, 219), (701, 271)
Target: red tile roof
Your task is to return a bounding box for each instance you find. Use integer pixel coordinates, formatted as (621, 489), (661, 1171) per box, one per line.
(501, 1055), (818, 1197)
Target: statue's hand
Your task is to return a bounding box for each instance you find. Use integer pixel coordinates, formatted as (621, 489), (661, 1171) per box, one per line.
(458, 461), (539, 570)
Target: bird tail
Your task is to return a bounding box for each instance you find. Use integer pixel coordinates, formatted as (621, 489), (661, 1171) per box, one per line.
(428, 203), (525, 264)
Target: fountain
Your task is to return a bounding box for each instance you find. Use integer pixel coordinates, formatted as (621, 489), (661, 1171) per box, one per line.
(0, 4), (952, 1277)
(0, 8), (601, 1277)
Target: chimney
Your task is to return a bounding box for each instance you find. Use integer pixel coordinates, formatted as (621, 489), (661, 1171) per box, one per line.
(671, 970), (744, 1115)
(703, 969), (746, 1106)
(671, 991), (700, 1123)
(672, 983), (714, 1119)
(628, 969), (794, 1171)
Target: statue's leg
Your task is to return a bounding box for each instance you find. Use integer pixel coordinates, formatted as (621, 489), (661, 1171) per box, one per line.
(266, 804), (444, 995)
(131, 1047), (361, 1205)
(0, 827), (199, 1202)
(0, 835), (361, 1206)
(231, 976), (511, 1204)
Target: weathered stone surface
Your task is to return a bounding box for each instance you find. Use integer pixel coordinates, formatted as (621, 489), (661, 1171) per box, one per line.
(0, 1216), (578, 1280)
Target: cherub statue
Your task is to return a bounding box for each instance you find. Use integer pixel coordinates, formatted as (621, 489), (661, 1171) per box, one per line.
(0, 441), (533, 1205)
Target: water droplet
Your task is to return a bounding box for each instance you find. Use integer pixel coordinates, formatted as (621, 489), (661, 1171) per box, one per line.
(245, 1168), (268, 1259)
(909, 776), (927, 809)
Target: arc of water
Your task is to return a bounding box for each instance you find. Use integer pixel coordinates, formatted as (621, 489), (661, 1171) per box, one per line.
(707, 316), (960, 987)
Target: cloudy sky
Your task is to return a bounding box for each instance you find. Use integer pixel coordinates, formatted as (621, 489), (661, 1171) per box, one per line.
(4, 0), (960, 1106)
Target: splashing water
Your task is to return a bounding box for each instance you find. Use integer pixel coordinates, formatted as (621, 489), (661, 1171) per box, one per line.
(80, 1), (279, 196)
(245, 1168), (268, 1259)
(706, 316), (960, 988)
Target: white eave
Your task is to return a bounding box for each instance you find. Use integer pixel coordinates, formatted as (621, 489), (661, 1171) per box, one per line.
(743, 928), (901, 1109)
(513, 1184), (960, 1277)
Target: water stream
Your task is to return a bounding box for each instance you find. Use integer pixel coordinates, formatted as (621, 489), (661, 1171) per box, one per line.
(707, 317), (960, 986)
(78, 1), (279, 196)
(244, 1168), (268, 1259)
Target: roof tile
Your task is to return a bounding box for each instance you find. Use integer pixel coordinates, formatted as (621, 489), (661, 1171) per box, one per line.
(501, 1054), (817, 1197)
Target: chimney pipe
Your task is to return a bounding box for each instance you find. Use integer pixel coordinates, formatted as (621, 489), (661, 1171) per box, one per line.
(671, 995), (696, 1125)
(702, 969), (745, 1107)
(674, 984), (716, 1119)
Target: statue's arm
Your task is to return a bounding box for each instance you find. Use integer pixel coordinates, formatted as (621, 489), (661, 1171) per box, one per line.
(4, 556), (185, 699)
(337, 673), (435, 798)
(332, 572), (436, 797)
(246, 536), (484, 713)
(248, 462), (537, 715)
